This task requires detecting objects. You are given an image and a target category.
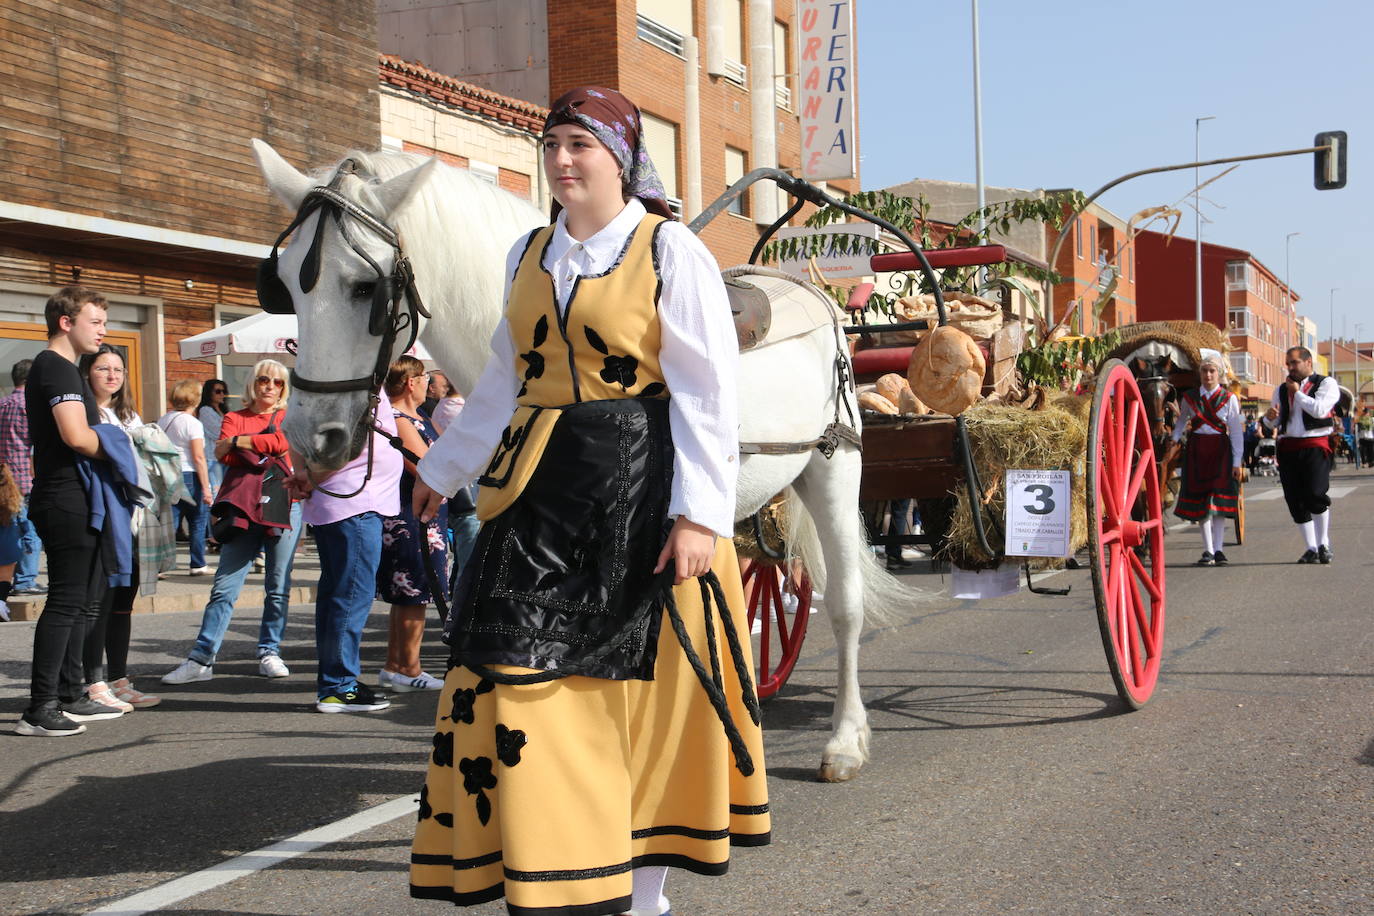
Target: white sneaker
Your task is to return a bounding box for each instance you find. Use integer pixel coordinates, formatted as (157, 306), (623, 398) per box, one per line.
(378, 669), (444, 692)
(258, 655), (290, 678)
(780, 591), (800, 614)
(161, 658), (213, 685)
(0, 600), (9, 622)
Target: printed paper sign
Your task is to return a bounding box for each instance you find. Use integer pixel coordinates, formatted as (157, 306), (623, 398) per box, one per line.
(1004, 469), (1072, 558)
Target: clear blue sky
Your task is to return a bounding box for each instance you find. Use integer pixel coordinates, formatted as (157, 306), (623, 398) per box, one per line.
(855, 0), (1370, 340)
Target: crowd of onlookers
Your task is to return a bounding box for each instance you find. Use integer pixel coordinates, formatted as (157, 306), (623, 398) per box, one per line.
(8, 285), (470, 737)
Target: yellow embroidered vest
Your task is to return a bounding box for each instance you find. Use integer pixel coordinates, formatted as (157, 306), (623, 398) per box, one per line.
(476, 214), (670, 519)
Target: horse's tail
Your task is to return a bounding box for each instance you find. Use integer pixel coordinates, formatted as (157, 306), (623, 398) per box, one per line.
(782, 487), (931, 628)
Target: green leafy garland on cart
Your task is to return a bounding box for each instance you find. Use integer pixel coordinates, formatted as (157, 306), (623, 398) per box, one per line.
(1016, 330), (1123, 390)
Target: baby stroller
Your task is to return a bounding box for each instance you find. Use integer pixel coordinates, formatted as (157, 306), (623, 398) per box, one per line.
(1252, 438), (1278, 477)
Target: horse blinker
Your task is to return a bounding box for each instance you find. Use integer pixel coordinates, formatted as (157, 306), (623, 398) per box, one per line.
(257, 255), (295, 314)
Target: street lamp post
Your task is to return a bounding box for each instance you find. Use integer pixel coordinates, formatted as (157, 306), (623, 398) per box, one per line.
(1330, 288), (1340, 387)
(1356, 322), (1364, 467)
(1285, 231), (1300, 355)
(1195, 115), (1216, 322)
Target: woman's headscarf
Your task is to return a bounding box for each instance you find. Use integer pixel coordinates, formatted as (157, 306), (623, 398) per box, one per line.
(544, 86), (674, 221)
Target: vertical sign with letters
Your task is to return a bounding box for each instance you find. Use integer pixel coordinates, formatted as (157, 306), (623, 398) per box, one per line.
(796, 0), (857, 181)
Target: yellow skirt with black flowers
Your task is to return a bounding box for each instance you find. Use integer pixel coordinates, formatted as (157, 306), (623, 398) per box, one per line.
(410, 538), (770, 915)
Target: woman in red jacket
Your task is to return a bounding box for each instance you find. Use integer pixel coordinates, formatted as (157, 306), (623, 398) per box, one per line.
(161, 360), (304, 685)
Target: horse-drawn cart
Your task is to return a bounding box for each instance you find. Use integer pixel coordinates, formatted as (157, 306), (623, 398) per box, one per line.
(697, 175), (1167, 711)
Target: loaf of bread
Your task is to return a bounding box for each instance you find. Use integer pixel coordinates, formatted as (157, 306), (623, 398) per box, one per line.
(858, 391), (899, 415)
(874, 372), (907, 404)
(897, 387), (926, 416)
(907, 325), (985, 415)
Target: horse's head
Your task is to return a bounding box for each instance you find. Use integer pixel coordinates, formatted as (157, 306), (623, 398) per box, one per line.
(252, 140), (437, 471)
(1130, 354), (1175, 448)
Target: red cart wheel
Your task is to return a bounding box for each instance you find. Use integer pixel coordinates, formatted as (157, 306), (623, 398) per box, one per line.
(1087, 360), (1167, 709)
(740, 559), (811, 698)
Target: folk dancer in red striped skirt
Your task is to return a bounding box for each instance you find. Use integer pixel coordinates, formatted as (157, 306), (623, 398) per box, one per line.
(1167, 352), (1243, 566)
(1262, 346), (1341, 564)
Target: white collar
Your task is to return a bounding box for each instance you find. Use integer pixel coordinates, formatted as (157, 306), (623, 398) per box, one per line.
(549, 198), (647, 267)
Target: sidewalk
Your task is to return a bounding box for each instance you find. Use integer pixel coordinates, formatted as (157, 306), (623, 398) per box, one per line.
(5, 540), (321, 621)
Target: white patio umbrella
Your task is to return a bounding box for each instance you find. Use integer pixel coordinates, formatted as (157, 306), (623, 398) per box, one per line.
(178, 312), (432, 362)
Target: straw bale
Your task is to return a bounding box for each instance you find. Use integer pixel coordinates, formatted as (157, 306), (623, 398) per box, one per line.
(943, 396), (1091, 571)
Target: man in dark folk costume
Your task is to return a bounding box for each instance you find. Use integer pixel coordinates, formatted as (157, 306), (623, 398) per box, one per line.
(1168, 351), (1243, 566)
(407, 86), (768, 916)
(1263, 346), (1340, 563)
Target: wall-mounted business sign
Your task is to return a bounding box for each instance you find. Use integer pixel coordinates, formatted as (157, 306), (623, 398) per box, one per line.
(796, 0), (857, 181)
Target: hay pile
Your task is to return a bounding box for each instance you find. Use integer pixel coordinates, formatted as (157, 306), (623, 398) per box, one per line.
(944, 394), (1091, 571)
(733, 495), (789, 562)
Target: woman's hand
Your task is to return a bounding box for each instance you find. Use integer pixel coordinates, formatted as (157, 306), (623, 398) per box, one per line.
(285, 466), (314, 501)
(1232, 466), (1245, 481)
(413, 478), (445, 524)
(654, 517), (717, 585)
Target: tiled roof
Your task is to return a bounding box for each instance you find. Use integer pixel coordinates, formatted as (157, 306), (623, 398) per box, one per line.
(379, 54), (548, 134)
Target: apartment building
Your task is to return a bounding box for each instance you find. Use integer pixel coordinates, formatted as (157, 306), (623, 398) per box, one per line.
(1317, 339), (1372, 411)
(1134, 231), (1297, 402)
(378, 0), (860, 268)
(1045, 199), (1138, 336)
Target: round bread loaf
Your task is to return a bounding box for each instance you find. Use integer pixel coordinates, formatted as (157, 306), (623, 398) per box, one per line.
(874, 372), (907, 404)
(897, 387), (926, 416)
(858, 391), (899, 415)
(907, 325), (985, 415)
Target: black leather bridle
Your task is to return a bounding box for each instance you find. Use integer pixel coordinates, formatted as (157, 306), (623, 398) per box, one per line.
(256, 158), (430, 395)
(256, 158), (431, 497)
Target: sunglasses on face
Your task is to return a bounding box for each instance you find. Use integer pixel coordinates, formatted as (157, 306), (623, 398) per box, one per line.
(212, 388), (227, 394)
(256, 376), (286, 388)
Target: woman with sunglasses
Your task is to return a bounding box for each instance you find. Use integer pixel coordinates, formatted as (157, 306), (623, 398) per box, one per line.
(162, 360), (303, 685)
(197, 378), (230, 499)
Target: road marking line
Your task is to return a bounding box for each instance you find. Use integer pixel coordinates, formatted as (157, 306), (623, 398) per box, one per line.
(1250, 485), (1355, 501)
(1168, 521), (1190, 532)
(87, 793), (419, 915)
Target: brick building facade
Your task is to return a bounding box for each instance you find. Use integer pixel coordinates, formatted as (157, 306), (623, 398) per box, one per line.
(0, 0), (380, 412)
(1046, 202), (1138, 336)
(379, 0), (861, 270)
(1134, 230), (1298, 402)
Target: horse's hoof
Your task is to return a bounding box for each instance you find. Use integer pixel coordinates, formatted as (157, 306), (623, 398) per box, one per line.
(816, 755), (863, 782)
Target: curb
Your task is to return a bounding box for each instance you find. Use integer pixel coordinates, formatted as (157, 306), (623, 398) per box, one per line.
(5, 585), (320, 622)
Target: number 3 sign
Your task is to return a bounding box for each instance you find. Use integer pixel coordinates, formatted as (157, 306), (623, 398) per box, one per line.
(1004, 470), (1071, 558)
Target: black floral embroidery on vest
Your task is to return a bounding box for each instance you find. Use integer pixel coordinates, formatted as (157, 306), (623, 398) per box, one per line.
(584, 324), (641, 388)
(442, 678), (494, 725)
(495, 724), (528, 767)
(639, 381), (666, 398)
(460, 756), (498, 826)
(518, 315), (549, 397)
(432, 731), (455, 767)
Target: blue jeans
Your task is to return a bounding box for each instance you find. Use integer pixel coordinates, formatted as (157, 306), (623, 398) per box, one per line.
(207, 459), (225, 499)
(174, 472), (209, 569)
(188, 501), (303, 666)
(15, 498), (41, 589)
(313, 512), (383, 698)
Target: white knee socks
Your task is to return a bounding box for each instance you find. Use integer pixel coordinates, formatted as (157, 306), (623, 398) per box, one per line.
(1300, 519), (1317, 551)
(1313, 509), (1330, 547)
(628, 866), (669, 916)
(1200, 519), (1216, 554)
(1210, 516), (1228, 552)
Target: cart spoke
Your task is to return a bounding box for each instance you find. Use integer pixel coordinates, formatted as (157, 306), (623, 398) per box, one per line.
(1122, 573), (1144, 674)
(1126, 549), (1163, 604)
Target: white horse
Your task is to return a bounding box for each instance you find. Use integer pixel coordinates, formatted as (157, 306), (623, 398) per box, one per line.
(253, 140), (919, 781)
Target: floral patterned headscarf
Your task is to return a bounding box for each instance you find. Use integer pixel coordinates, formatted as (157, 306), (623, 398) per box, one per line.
(544, 86), (674, 221)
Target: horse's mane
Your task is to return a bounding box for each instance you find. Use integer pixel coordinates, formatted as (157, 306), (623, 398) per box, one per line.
(320, 149), (546, 393)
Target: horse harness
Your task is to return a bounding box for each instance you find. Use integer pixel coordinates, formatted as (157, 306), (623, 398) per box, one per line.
(257, 158), (430, 498)
(257, 158), (429, 395)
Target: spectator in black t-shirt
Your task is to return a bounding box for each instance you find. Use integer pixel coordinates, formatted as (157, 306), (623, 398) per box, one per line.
(12, 286), (126, 737)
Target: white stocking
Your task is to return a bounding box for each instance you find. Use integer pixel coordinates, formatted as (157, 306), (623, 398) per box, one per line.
(1199, 519), (1216, 554)
(1210, 516), (1228, 552)
(1313, 509), (1330, 547)
(1300, 520), (1317, 551)
(628, 866), (669, 916)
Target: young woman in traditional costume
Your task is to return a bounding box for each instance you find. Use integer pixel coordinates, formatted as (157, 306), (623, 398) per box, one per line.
(1167, 351), (1243, 566)
(408, 87), (768, 916)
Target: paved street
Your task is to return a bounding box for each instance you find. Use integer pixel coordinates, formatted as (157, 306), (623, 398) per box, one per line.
(2, 467), (1371, 916)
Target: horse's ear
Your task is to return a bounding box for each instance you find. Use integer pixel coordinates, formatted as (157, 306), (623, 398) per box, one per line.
(252, 139), (315, 210)
(369, 159), (438, 219)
